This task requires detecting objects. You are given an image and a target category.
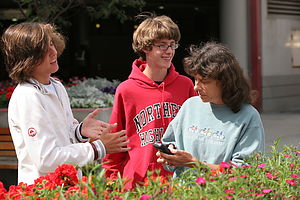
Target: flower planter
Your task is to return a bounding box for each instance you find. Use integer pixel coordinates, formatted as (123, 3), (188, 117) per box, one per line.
(0, 107), (112, 128)
(72, 107), (112, 122)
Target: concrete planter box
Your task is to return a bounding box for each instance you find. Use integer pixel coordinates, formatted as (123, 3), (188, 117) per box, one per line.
(0, 107), (112, 127)
(71, 107), (112, 122)
(0, 109), (8, 127)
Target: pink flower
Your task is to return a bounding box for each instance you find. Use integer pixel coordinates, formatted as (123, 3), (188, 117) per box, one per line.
(283, 154), (292, 158)
(267, 173), (277, 179)
(196, 177), (206, 185)
(296, 151), (300, 155)
(229, 177), (237, 181)
(220, 162), (231, 169)
(140, 194), (151, 200)
(113, 195), (123, 200)
(290, 174), (299, 179)
(290, 163), (295, 168)
(256, 193), (264, 197)
(242, 165), (251, 168)
(258, 164), (266, 168)
(286, 179), (297, 185)
(240, 174), (249, 178)
(262, 189), (272, 193)
(224, 188), (235, 194)
(225, 194), (233, 199)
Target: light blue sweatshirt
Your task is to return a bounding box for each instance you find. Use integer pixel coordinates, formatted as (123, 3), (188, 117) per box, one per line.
(162, 96), (265, 177)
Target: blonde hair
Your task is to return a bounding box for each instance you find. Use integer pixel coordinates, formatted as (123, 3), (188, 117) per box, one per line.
(1, 22), (65, 83)
(132, 13), (181, 60)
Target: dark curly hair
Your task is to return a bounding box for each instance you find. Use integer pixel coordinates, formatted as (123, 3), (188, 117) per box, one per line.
(183, 42), (252, 113)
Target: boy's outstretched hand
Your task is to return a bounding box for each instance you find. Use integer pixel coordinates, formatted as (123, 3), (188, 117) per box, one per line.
(99, 123), (131, 154)
(81, 108), (110, 139)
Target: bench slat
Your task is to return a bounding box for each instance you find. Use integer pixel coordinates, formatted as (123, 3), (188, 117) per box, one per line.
(0, 151), (16, 156)
(0, 135), (12, 141)
(0, 127), (10, 134)
(0, 127), (17, 169)
(0, 164), (17, 169)
(0, 142), (15, 150)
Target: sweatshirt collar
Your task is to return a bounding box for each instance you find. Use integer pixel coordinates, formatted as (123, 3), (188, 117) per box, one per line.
(128, 59), (179, 88)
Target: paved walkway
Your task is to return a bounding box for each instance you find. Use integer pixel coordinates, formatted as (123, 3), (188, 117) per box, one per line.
(261, 112), (300, 152)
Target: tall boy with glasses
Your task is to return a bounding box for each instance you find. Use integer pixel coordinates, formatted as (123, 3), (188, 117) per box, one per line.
(102, 13), (196, 189)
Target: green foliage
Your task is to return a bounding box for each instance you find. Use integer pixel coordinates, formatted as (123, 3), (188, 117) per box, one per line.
(86, 0), (146, 23)
(0, 77), (119, 108)
(14, 0), (145, 28)
(1, 142), (299, 199)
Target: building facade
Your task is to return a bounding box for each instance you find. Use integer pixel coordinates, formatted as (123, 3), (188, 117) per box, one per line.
(221, 0), (300, 112)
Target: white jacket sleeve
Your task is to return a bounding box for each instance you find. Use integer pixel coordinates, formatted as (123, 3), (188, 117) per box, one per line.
(9, 86), (103, 175)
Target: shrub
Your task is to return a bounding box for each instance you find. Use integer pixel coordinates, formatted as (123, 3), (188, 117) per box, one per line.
(65, 77), (120, 108)
(0, 81), (16, 108)
(0, 77), (120, 108)
(0, 142), (299, 199)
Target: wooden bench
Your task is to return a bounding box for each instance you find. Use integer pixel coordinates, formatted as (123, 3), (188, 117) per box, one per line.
(0, 127), (17, 169)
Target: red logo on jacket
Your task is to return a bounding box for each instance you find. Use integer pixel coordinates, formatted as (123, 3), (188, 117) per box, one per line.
(28, 128), (37, 137)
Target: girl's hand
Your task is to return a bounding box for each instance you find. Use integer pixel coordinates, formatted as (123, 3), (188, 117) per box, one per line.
(156, 146), (197, 168)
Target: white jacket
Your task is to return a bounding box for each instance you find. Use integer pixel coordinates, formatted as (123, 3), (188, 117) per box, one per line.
(8, 78), (105, 184)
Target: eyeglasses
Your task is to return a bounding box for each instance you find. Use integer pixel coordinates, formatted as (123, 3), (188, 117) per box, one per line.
(152, 43), (179, 51)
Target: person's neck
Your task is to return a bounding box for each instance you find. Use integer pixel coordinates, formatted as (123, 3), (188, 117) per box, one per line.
(32, 75), (51, 85)
(143, 64), (168, 82)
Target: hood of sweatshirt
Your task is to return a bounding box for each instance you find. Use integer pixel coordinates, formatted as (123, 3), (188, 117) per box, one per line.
(128, 59), (179, 88)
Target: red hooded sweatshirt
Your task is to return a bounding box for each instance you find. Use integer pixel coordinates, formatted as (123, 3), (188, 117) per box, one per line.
(102, 59), (197, 189)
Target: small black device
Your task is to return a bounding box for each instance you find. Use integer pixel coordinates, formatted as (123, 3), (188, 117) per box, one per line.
(153, 142), (174, 155)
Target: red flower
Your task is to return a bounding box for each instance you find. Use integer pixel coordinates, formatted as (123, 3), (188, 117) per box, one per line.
(5, 91), (13, 100)
(34, 164), (79, 190)
(0, 181), (7, 200)
(0, 82), (16, 107)
(53, 164), (79, 186)
(5, 182), (35, 199)
(143, 175), (169, 186)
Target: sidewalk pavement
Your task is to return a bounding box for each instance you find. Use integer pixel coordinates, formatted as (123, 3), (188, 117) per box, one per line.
(261, 112), (300, 152)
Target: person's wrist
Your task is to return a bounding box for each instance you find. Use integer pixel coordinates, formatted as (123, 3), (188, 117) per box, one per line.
(79, 123), (88, 139)
(187, 157), (198, 168)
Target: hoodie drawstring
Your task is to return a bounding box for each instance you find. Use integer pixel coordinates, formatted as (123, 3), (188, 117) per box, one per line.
(161, 82), (165, 128)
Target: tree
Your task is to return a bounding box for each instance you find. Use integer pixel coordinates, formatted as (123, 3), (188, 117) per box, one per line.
(13, 0), (145, 28)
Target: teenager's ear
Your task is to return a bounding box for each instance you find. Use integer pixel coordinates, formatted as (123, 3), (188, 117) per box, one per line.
(142, 46), (152, 54)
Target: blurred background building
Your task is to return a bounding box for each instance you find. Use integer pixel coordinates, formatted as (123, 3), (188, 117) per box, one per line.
(0, 0), (300, 112)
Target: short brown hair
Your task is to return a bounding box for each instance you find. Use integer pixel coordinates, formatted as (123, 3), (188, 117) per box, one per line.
(1, 22), (65, 83)
(183, 42), (252, 113)
(132, 13), (181, 60)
